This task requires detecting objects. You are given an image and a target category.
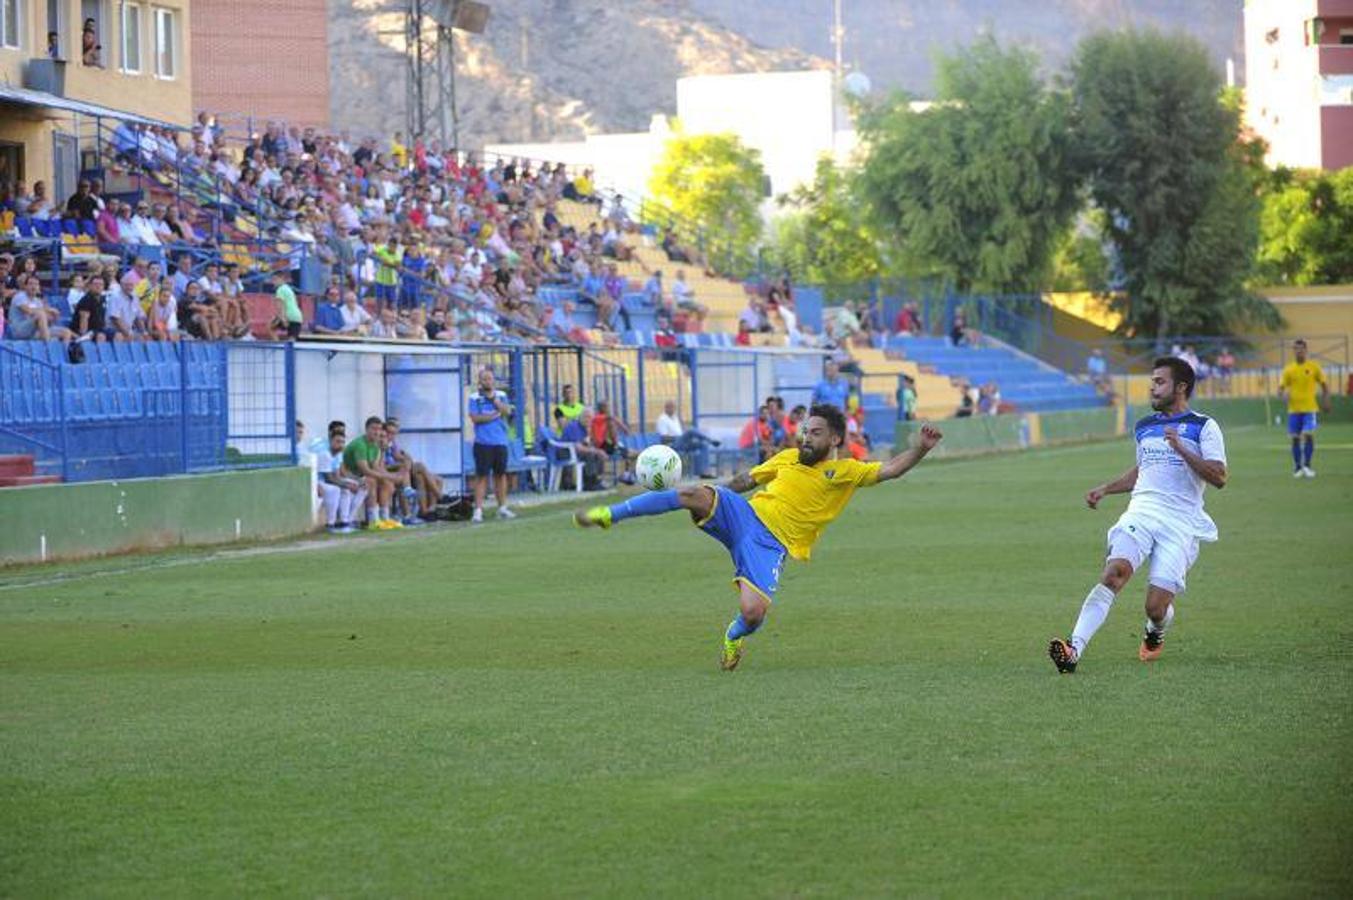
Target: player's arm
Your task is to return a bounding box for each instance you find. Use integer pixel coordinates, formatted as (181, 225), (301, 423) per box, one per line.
(725, 470), (758, 493)
(876, 423), (943, 483)
(353, 456), (400, 483)
(1164, 427), (1228, 489)
(1318, 367), (1331, 412)
(1085, 465), (1138, 508)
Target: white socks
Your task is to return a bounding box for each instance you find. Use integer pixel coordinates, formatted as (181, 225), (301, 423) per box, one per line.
(1070, 584), (1117, 656)
(1146, 603), (1175, 637)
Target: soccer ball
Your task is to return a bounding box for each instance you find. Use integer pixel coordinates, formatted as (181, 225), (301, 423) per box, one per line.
(635, 444), (683, 490)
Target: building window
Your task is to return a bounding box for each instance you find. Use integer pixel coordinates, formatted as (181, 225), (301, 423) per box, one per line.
(120, 2), (141, 73)
(1, 0), (21, 50)
(154, 7), (174, 78)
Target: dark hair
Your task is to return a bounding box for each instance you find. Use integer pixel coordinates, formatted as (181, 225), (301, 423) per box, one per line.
(808, 403), (848, 441)
(327, 419), (346, 435)
(1153, 356), (1195, 399)
(1293, 338), (1307, 347)
(364, 415), (383, 429)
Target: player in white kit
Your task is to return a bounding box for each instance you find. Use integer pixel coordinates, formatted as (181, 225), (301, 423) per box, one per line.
(1049, 357), (1229, 673)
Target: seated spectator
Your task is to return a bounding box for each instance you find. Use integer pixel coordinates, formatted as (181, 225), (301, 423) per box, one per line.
(126, 200), (162, 247)
(384, 418), (445, 519)
(370, 306), (400, 339)
(643, 270), (664, 308)
(735, 320), (752, 346)
(739, 295), (769, 334)
(65, 180), (98, 221)
(955, 384), (976, 418)
(977, 382), (1001, 416)
(271, 269), (304, 340)
(148, 284), (180, 341)
(379, 423), (420, 525)
(338, 289), (373, 335)
(95, 200), (121, 252)
(1086, 348), (1109, 392)
(314, 422), (364, 534)
(559, 408), (612, 489)
(893, 302), (921, 336)
(341, 415), (404, 530)
(177, 280), (223, 340)
(950, 312), (970, 347)
(671, 269), (708, 324)
(426, 307), (457, 341)
(171, 253), (195, 298)
(72, 274), (111, 342)
(9, 274), (70, 341)
(655, 399), (719, 479)
(738, 405), (773, 460)
(21, 181), (53, 220)
(589, 400), (637, 484)
(107, 273), (146, 341)
(1215, 346), (1235, 395)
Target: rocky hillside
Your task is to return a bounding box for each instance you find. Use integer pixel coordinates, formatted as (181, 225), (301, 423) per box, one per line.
(327, 0), (826, 146)
(327, 0), (1243, 147)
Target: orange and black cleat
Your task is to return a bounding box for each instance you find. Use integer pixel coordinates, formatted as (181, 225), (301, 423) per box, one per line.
(1048, 638), (1078, 674)
(1139, 630), (1164, 662)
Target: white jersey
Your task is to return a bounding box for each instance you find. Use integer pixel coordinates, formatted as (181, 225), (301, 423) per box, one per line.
(1128, 410), (1226, 541)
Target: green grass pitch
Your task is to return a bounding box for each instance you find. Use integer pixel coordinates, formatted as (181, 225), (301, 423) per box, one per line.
(2, 424), (1350, 896)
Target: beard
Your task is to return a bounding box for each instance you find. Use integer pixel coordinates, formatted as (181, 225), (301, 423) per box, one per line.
(798, 443), (826, 466)
(1149, 394), (1172, 411)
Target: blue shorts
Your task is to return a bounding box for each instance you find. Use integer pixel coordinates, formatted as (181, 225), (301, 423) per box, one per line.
(698, 486), (788, 602)
(1287, 412), (1318, 435)
(374, 283), (396, 304)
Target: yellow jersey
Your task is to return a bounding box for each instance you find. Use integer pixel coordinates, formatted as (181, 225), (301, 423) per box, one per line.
(1280, 360), (1326, 414)
(748, 449), (881, 561)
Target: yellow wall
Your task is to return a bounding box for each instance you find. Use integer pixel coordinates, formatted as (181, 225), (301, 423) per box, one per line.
(0, 0), (193, 188)
(1250, 286), (1353, 367)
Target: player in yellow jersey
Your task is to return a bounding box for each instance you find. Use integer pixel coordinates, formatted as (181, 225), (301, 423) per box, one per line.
(1279, 339), (1329, 478)
(574, 404), (943, 670)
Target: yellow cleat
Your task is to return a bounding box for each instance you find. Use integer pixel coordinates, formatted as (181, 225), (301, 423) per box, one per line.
(719, 637), (745, 671)
(573, 506), (612, 529)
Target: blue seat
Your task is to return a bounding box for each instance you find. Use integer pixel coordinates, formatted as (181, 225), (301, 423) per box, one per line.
(81, 220), (97, 238)
(15, 217), (34, 237)
(62, 219), (79, 236)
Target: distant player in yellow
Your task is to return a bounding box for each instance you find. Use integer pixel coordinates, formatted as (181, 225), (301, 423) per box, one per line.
(574, 404), (943, 670)
(1279, 339), (1329, 478)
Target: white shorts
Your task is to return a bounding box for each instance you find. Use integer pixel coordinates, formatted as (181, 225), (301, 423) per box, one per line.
(1106, 512), (1200, 595)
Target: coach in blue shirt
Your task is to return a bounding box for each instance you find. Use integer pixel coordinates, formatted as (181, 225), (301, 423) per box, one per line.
(812, 360), (850, 411)
(468, 367), (515, 524)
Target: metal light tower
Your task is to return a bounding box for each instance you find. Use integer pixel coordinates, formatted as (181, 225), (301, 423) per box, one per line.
(405, 0), (490, 150)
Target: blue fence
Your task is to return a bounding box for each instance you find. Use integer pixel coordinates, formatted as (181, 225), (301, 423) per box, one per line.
(0, 340), (295, 483)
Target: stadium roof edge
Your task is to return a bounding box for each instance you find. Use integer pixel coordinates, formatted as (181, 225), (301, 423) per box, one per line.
(0, 84), (186, 130)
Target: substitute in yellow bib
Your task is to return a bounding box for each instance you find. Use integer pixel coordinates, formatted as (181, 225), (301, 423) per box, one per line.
(1279, 338), (1329, 478)
(573, 403), (944, 671)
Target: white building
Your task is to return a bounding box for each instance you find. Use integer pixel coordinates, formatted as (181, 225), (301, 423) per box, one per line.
(485, 69), (863, 206)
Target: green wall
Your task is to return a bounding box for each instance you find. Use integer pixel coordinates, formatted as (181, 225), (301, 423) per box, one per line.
(1188, 395), (1353, 428)
(895, 406), (1124, 458)
(0, 467), (313, 567)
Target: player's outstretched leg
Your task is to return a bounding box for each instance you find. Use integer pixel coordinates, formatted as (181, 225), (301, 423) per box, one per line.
(573, 485), (713, 530)
(1050, 558), (1133, 673)
(721, 581), (769, 672)
(1140, 586), (1176, 662)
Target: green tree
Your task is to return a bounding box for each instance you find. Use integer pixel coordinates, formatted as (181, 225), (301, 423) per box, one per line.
(1257, 168), (1353, 286)
(853, 36), (1082, 294)
(648, 132), (766, 274)
(768, 157), (883, 288)
(1071, 30), (1278, 338)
